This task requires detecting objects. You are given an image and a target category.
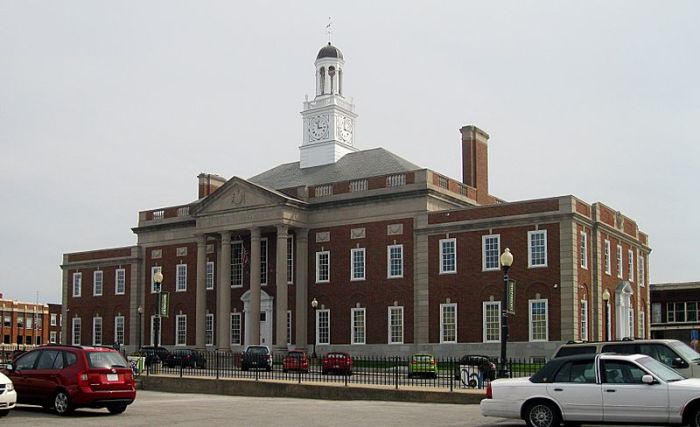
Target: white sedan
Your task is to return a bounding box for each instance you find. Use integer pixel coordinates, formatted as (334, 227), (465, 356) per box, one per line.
(0, 371), (17, 417)
(481, 353), (700, 427)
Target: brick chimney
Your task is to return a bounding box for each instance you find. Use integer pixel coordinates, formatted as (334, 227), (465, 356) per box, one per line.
(198, 173), (227, 199)
(460, 125), (490, 204)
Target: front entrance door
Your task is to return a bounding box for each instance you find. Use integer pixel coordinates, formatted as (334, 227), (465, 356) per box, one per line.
(241, 290), (274, 346)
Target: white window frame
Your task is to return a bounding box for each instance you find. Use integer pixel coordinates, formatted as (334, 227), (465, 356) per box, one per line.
(639, 310), (646, 338)
(638, 254), (645, 286)
(350, 248), (366, 281)
(50, 313), (57, 326)
(72, 317), (81, 346)
(629, 308), (635, 338)
(628, 249), (634, 282)
(287, 236), (294, 284)
(387, 244), (404, 279)
(482, 234), (501, 271)
(483, 301), (501, 343)
(528, 230), (548, 268)
(92, 316), (102, 346)
(232, 241), (243, 288)
(440, 303), (457, 343)
(260, 237), (268, 286)
(175, 314), (187, 346)
(114, 315), (125, 345)
(529, 299), (549, 342)
(604, 240), (611, 275)
(115, 268), (126, 295)
(50, 331), (57, 344)
(580, 300), (588, 341)
(439, 238), (457, 274)
(151, 266), (162, 293)
(388, 306), (404, 344)
(351, 308), (366, 345)
(93, 270), (103, 296)
(316, 309), (330, 345)
(176, 264), (188, 291)
(72, 272), (82, 297)
(230, 312), (242, 345)
(205, 261), (215, 290)
(205, 313), (214, 346)
(316, 251), (330, 283)
(616, 245), (623, 278)
(580, 231), (588, 269)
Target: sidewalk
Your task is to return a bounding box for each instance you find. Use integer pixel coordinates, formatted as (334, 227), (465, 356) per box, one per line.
(139, 373), (486, 405)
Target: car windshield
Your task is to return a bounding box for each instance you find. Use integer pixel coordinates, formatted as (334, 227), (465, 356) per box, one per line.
(247, 347), (268, 355)
(87, 351), (128, 368)
(287, 352), (303, 358)
(669, 341), (700, 362)
(637, 356), (685, 382)
(413, 355), (433, 361)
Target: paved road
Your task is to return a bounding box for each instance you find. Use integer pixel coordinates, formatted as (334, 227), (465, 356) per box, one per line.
(4, 390), (522, 426)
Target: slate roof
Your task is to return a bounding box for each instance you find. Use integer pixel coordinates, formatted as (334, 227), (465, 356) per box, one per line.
(249, 147), (422, 190)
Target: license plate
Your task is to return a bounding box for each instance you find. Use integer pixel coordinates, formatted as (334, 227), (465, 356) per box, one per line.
(333, 364), (339, 368)
(107, 374), (118, 382)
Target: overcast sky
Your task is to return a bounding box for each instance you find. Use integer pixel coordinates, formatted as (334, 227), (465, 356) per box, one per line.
(1, 1), (698, 304)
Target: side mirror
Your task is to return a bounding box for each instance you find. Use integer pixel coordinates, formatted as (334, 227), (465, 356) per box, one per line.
(5, 363), (14, 371)
(642, 374), (656, 385)
(672, 358), (689, 369)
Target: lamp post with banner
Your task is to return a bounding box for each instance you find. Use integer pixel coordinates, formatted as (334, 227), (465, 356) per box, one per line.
(153, 271), (163, 348)
(499, 248), (514, 378)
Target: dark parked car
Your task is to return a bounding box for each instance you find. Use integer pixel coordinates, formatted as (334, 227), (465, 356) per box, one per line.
(1, 345), (136, 415)
(454, 354), (496, 387)
(164, 349), (207, 368)
(321, 352), (353, 375)
(137, 346), (170, 367)
(241, 345), (272, 371)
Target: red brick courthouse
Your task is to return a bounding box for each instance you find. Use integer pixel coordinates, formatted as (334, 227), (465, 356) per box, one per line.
(61, 43), (650, 359)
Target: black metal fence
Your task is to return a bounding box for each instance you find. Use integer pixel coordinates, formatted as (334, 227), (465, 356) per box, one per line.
(133, 351), (547, 392)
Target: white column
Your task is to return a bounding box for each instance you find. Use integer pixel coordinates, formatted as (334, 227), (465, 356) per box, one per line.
(249, 228), (261, 345)
(295, 229), (309, 349)
(217, 231), (231, 350)
(195, 236), (207, 349)
(275, 225), (289, 349)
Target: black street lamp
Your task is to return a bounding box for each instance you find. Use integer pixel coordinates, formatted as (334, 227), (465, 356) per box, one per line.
(137, 305), (143, 350)
(311, 297), (319, 359)
(499, 248), (514, 378)
(153, 271), (163, 348)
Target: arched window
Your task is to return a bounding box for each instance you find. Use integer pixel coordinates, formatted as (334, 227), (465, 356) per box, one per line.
(319, 67), (326, 95)
(338, 69), (343, 96)
(328, 66), (336, 94)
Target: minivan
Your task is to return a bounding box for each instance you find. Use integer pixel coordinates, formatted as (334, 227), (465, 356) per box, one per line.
(553, 339), (700, 378)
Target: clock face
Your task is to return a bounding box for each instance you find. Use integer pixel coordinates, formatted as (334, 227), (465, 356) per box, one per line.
(337, 117), (353, 142)
(309, 115), (329, 141)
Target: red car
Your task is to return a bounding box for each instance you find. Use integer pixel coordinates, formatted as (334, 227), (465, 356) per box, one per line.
(282, 350), (309, 373)
(321, 352), (353, 375)
(2, 345), (136, 415)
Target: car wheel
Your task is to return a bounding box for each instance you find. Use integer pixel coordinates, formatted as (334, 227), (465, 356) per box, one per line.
(0, 410), (8, 417)
(525, 401), (560, 427)
(266, 366), (272, 372)
(322, 369), (327, 375)
(690, 406), (700, 427)
(53, 390), (73, 416)
(108, 405), (127, 415)
(407, 373), (413, 379)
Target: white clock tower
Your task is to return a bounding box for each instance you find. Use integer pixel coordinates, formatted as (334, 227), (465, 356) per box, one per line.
(300, 43), (358, 169)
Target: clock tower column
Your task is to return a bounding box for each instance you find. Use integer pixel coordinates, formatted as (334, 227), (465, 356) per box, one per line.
(300, 42), (358, 169)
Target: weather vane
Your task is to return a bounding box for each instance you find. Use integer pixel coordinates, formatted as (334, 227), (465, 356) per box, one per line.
(326, 17), (332, 43)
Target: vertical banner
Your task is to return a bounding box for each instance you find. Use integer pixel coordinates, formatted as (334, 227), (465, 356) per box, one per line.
(160, 292), (169, 318)
(506, 279), (516, 314)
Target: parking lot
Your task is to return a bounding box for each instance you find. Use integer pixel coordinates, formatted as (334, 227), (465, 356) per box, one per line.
(3, 390), (518, 426)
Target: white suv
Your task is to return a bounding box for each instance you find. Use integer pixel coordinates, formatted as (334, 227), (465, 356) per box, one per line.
(0, 372), (17, 417)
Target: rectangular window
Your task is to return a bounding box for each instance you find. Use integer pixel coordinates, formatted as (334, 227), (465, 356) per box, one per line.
(439, 238), (457, 274)
(440, 303), (457, 343)
(688, 302), (698, 322)
(581, 300), (588, 341)
(72, 317), (81, 346)
(206, 262), (215, 290)
(176, 314), (187, 346)
(50, 313), (57, 326)
(350, 248), (365, 281)
(616, 245), (623, 278)
(151, 266), (162, 293)
(230, 313), (242, 345)
(232, 241), (243, 288)
(604, 240), (611, 275)
(529, 299), (548, 341)
(388, 306), (404, 344)
(483, 301), (501, 343)
(260, 238), (268, 286)
(639, 311), (646, 338)
(528, 230), (548, 267)
(629, 308), (635, 338)
(287, 236), (294, 284)
(316, 251), (330, 283)
(50, 331), (57, 344)
(115, 268), (126, 295)
(580, 232), (588, 269)
(176, 264), (187, 291)
(482, 234), (500, 271)
(638, 255), (645, 287)
(205, 313), (214, 346)
(317, 309), (330, 345)
(26, 316), (33, 329)
(351, 308), (366, 344)
(628, 249), (634, 282)
(287, 310), (292, 345)
(387, 245), (404, 278)
(114, 316), (125, 345)
(72, 272), (82, 297)
(93, 270), (103, 296)
(652, 303), (662, 324)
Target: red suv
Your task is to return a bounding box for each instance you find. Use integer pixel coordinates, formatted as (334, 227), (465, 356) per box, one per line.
(321, 352), (353, 375)
(2, 345), (136, 415)
(282, 350), (309, 373)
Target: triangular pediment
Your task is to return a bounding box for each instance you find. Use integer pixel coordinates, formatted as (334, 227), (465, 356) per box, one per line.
(191, 177), (302, 216)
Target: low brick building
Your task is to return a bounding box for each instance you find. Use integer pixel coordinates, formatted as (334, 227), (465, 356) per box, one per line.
(61, 43), (650, 359)
(0, 294), (56, 350)
(650, 282), (700, 345)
